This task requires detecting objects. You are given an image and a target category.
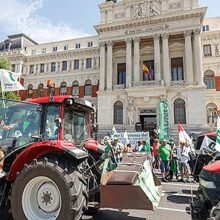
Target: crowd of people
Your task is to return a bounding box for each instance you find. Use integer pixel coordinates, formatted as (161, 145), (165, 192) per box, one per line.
(102, 126), (196, 183)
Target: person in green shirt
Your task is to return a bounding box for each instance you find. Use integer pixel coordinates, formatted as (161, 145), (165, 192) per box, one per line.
(140, 140), (151, 152)
(158, 139), (172, 182)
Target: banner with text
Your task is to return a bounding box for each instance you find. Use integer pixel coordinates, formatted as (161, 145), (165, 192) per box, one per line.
(113, 132), (150, 147)
(159, 99), (170, 140)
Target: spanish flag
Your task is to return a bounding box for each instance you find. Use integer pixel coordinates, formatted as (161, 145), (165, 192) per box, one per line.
(143, 64), (149, 74)
(143, 64), (152, 79)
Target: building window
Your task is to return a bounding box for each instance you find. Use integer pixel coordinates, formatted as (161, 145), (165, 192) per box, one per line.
(11, 64), (15, 72)
(88, 41), (93, 47)
(27, 84), (33, 98)
(204, 70), (215, 89)
(29, 65), (34, 74)
(143, 60), (155, 81)
(42, 48), (46, 53)
(64, 45), (68, 50)
(114, 101), (123, 125)
(40, 64), (45, 73)
(97, 80), (99, 91)
(72, 81), (79, 96)
(86, 58), (92, 69)
(207, 103), (218, 125)
(32, 50), (36, 55)
(74, 59), (79, 70)
(76, 43), (81, 49)
(51, 62), (56, 72)
(62, 61), (68, 71)
(60, 81), (67, 95)
(85, 79), (92, 96)
(174, 99), (186, 124)
(48, 86), (55, 96)
(171, 58), (184, 81)
(38, 83), (44, 97)
(202, 25), (210, 32)
(53, 46), (57, 52)
(203, 45), (212, 57)
(117, 63), (126, 85)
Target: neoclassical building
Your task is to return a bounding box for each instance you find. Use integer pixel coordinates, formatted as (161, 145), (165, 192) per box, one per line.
(0, 0), (219, 136)
(202, 17), (220, 131)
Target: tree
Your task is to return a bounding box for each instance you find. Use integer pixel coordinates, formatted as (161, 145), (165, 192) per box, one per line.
(0, 58), (20, 100)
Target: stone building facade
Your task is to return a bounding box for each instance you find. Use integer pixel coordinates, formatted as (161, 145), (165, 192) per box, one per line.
(0, 0), (219, 136)
(202, 17), (220, 131)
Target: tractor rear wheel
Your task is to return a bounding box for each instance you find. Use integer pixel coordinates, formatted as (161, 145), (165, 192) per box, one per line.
(11, 159), (87, 220)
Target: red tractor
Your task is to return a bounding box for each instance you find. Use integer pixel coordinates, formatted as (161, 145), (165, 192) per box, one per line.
(0, 95), (161, 220)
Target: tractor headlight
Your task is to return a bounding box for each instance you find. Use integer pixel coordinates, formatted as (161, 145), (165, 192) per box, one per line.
(199, 178), (216, 189)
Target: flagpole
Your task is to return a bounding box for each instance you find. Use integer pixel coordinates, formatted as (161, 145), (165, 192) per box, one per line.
(0, 69), (5, 99)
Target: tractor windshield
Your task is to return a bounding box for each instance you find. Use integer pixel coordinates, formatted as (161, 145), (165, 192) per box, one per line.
(0, 99), (41, 155)
(64, 108), (89, 145)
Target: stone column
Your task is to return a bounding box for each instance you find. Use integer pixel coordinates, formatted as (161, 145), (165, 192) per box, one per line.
(80, 59), (84, 70)
(193, 28), (204, 85)
(126, 38), (132, 87)
(107, 41), (113, 90)
(48, 63), (51, 73)
(96, 57), (100, 69)
(27, 65), (30, 75)
(162, 33), (170, 86)
(184, 30), (194, 85)
(99, 42), (106, 91)
(153, 34), (161, 81)
(133, 37), (140, 82)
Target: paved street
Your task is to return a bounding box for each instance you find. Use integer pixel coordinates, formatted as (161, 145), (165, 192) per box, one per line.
(83, 180), (198, 220)
(0, 179), (198, 220)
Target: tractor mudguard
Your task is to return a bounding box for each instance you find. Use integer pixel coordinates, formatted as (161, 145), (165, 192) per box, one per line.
(100, 153), (162, 211)
(7, 141), (87, 182)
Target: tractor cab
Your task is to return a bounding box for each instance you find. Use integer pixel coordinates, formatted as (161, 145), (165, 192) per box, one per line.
(0, 99), (42, 155)
(0, 96), (94, 158)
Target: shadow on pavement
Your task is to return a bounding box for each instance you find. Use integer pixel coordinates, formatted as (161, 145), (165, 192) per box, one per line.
(167, 195), (190, 205)
(90, 209), (146, 220)
(182, 189), (197, 195)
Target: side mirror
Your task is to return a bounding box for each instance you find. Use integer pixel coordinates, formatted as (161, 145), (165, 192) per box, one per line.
(54, 116), (62, 128)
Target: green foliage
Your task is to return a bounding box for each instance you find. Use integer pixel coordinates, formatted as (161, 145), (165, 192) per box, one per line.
(0, 58), (11, 70)
(0, 58), (21, 100)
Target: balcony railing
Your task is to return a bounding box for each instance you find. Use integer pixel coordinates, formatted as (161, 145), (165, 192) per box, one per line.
(170, 81), (185, 87)
(132, 80), (163, 87)
(113, 84), (126, 90)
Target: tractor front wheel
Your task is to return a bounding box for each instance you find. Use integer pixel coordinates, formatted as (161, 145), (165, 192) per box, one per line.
(11, 159), (87, 220)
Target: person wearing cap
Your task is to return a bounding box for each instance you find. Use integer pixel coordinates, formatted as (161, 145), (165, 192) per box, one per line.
(178, 141), (191, 183)
(169, 138), (178, 180)
(158, 139), (172, 182)
(112, 138), (123, 163)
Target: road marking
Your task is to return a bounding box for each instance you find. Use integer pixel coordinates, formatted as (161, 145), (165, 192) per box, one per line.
(162, 182), (198, 188)
(161, 191), (195, 198)
(157, 207), (191, 213)
(172, 193), (195, 198)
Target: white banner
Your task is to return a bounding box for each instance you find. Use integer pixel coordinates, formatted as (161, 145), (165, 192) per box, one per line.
(113, 132), (150, 147)
(0, 69), (25, 92)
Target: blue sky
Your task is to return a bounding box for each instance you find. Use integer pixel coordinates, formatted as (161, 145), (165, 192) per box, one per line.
(0, 0), (219, 43)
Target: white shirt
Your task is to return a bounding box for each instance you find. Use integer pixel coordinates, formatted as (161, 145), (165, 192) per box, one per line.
(180, 146), (191, 164)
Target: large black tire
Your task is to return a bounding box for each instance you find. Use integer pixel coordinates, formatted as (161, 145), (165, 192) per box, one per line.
(11, 158), (87, 220)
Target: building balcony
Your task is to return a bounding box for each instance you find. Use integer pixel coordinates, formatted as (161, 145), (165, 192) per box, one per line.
(132, 80), (163, 87)
(170, 80), (185, 87)
(113, 84), (126, 90)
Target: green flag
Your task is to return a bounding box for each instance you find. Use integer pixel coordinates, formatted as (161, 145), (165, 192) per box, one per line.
(159, 100), (170, 140)
(216, 116), (220, 152)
